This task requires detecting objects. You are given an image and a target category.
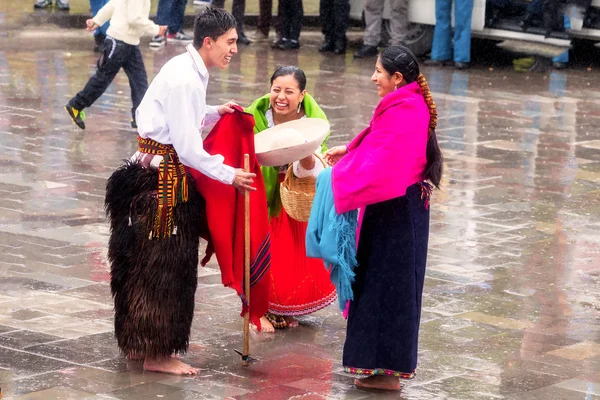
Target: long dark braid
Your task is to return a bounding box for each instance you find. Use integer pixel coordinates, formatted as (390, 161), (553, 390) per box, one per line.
(379, 46), (443, 188)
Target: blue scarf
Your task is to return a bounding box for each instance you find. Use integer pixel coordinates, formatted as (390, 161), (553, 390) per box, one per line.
(306, 168), (358, 311)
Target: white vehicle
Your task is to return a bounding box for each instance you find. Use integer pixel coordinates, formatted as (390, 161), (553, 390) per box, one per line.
(349, 0), (600, 56)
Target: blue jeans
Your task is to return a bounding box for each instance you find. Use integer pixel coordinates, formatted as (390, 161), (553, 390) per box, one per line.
(552, 15), (570, 63)
(90, 0), (109, 36)
(431, 0), (474, 63)
(156, 0), (188, 34)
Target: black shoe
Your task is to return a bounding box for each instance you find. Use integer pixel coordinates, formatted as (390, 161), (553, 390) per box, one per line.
(552, 62), (568, 70)
(424, 59), (453, 67)
(65, 104), (85, 130)
(277, 39), (299, 50)
(319, 39), (335, 53)
(33, 0), (51, 9)
(353, 45), (378, 58)
(55, 0), (70, 10)
(271, 37), (286, 49)
(455, 62), (470, 70)
(93, 33), (106, 52)
(333, 40), (346, 55)
(131, 117), (137, 129)
(237, 33), (251, 45)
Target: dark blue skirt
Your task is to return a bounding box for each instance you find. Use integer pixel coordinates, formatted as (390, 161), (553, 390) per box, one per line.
(342, 182), (430, 378)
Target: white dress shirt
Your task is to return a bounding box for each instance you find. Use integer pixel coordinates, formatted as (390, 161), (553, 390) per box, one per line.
(135, 44), (235, 185)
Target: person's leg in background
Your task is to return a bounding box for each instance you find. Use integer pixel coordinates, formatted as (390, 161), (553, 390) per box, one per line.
(273, 0), (289, 48)
(232, 0), (250, 44)
(319, 0), (335, 52)
(331, 0), (350, 54)
(320, 0), (349, 54)
(290, 0), (304, 46)
(388, 0), (409, 46)
(66, 39), (128, 129)
(354, 0), (383, 58)
(166, 0), (193, 43)
(122, 46), (149, 129)
(150, 0), (192, 48)
(150, 0), (172, 48)
(452, 0), (474, 68)
(427, 0), (453, 65)
(552, 14), (570, 69)
(276, 0), (302, 49)
(258, 0), (273, 37)
(90, 0), (110, 52)
(252, 0), (273, 42)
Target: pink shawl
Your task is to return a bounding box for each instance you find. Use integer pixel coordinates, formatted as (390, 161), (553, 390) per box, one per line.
(332, 81), (430, 216)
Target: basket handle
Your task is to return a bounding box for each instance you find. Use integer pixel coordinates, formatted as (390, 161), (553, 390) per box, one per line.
(282, 152), (327, 189)
(282, 163), (295, 189)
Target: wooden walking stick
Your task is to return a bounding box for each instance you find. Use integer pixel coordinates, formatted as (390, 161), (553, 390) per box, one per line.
(242, 154), (252, 366)
(235, 154), (257, 365)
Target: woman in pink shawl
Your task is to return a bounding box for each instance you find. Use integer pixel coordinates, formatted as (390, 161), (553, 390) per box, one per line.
(324, 46), (443, 391)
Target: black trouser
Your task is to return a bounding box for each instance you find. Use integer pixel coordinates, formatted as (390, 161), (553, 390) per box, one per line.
(280, 0), (303, 41)
(70, 37), (148, 119)
(212, 0), (246, 35)
(257, 0), (282, 36)
(320, 0), (350, 44)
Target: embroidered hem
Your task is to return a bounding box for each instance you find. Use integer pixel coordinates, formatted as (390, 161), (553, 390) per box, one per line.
(268, 291), (338, 316)
(343, 366), (416, 380)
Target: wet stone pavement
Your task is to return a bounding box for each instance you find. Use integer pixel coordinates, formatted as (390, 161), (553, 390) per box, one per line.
(1, 25), (600, 400)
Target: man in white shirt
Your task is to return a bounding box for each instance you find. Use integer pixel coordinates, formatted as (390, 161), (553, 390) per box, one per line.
(105, 8), (255, 376)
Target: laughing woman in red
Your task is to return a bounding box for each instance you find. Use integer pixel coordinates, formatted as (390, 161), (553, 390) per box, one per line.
(246, 66), (337, 332)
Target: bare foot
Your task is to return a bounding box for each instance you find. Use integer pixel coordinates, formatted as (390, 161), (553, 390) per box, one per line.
(283, 316), (299, 328)
(252, 316), (275, 333)
(128, 352), (180, 361)
(354, 376), (401, 391)
(143, 356), (199, 375)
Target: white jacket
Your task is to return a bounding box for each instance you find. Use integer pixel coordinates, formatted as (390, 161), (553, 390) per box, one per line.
(92, 0), (160, 46)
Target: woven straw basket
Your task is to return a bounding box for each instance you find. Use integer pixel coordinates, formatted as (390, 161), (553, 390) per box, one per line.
(280, 154), (327, 222)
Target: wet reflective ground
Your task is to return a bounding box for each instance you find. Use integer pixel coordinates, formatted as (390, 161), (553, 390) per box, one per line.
(1, 26), (600, 400)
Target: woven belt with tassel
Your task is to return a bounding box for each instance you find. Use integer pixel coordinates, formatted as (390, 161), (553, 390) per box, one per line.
(137, 136), (189, 239)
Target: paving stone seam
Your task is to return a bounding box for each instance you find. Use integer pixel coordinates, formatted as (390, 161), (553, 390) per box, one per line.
(0, 344), (107, 369)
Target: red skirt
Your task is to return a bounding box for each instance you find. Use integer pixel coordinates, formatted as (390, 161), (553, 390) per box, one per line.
(268, 207), (337, 316)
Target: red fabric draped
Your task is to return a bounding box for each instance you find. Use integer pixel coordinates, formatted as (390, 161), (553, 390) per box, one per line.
(186, 107), (271, 330)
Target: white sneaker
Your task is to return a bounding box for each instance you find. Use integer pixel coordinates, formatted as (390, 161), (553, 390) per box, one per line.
(193, 0), (212, 5)
(149, 35), (166, 48)
(166, 31), (193, 44)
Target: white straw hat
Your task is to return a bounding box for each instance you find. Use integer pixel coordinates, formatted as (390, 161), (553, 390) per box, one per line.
(254, 118), (329, 166)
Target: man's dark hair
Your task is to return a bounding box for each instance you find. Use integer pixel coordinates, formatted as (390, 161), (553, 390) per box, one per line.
(193, 8), (237, 49)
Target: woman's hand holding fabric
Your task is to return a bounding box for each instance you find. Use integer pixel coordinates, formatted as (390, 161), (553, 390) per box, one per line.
(324, 146), (348, 166)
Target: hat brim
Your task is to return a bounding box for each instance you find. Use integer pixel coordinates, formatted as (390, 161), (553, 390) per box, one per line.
(254, 118), (329, 166)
